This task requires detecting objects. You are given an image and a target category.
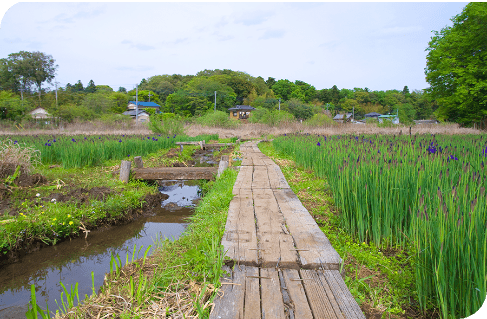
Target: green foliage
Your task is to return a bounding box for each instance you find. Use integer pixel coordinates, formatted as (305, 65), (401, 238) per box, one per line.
(194, 110), (238, 128)
(81, 93), (116, 115)
(425, 3), (487, 125)
(0, 90), (32, 122)
(148, 115), (185, 135)
(303, 113), (336, 127)
(283, 98), (314, 120)
(248, 108), (294, 126)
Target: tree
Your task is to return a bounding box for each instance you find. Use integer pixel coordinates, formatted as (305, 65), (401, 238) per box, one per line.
(271, 79), (296, 101)
(118, 87), (127, 93)
(72, 80), (84, 92)
(265, 77), (276, 89)
(4, 51), (58, 104)
(85, 80), (97, 93)
(425, 2), (487, 125)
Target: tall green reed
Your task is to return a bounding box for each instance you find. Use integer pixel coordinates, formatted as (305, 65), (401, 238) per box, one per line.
(272, 133), (487, 318)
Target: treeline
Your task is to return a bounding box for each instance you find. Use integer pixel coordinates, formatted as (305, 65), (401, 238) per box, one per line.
(1, 51), (437, 126)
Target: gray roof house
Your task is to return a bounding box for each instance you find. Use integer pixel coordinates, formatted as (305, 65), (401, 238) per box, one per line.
(333, 113), (353, 123)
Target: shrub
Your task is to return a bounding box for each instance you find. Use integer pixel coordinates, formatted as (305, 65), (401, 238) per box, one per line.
(304, 113), (336, 127)
(148, 114), (185, 135)
(194, 111), (238, 128)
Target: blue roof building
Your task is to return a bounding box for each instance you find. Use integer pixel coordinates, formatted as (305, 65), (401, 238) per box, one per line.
(127, 101), (161, 113)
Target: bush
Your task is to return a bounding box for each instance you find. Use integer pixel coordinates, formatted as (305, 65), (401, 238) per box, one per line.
(304, 113), (336, 127)
(148, 114), (185, 135)
(194, 110), (238, 128)
(249, 108), (294, 126)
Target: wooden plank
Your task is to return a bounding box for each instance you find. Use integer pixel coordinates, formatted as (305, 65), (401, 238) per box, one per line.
(281, 269), (313, 319)
(221, 189), (258, 266)
(175, 141), (201, 145)
(233, 166), (253, 193)
(273, 188), (342, 269)
(251, 166), (270, 189)
(244, 266), (261, 319)
(260, 268), (286, 319)
(301, 269), (344, 319)
(210, 265), (246, 319)
(133, 167), (217, 180)
(251, 154), (266, 166)
(267, 165), (290, 189)
(253, 189), (298, 268)
(321, 270), (366, 319)
(205, 143), (234, 147)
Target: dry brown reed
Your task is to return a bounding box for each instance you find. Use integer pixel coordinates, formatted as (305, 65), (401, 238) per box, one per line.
(0, 139), (40, 174)
(186, 122), (482, 138)
(56, 259), (214, 319)
(0, 120), (481, 138)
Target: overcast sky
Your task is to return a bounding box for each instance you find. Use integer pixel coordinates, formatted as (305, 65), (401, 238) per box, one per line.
(0, 1), (468, 93)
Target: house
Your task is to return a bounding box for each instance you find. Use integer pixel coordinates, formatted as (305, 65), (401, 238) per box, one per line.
(127, 101), (161, 113)
(123, 110), (150, 123)
(228, 105), (256, 120)
(333, 113), (353, 123)
(364, 112), (382, 119)
(30, 107), (53, 124)
(378, 114), (399, 124)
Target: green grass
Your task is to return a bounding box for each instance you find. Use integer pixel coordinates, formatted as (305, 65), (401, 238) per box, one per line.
(1, 134), (218, 168)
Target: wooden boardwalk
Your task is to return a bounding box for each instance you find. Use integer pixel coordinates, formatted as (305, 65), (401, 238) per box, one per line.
(210, 142), (365, 319)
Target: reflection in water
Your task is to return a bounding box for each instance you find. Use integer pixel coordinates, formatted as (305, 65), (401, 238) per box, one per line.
(0, 182), (199, 318)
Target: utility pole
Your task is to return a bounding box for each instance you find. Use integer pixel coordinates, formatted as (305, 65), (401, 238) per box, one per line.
(353, 106), (354, 121)
(214, 91), (217, 111)
(55, 82), (58, 110)
(148, 91), (152, 102)
(135, 85), (139, 124)
(278, 98), (281, 111)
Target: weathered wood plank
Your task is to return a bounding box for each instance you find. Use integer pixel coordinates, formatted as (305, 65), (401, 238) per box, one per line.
(210, 265), (245, 319)
(274, 188), (342, 269)
(175, 141), (201, 145)
(260, 268), (286, 319)
(233, 166), (253, 193)
(253, 189), (298, 268)
(251, 166), (270, 189)
(301, 269), (344, 319)
(221, 189), (258, 266)
(321, 270), (366, 319)
(281, 269), (313, 319)
(267, 164), (290, 189)
(133, 167), (217, 180)
(119, 160), (131, 183)
(244, 266), (261, 319)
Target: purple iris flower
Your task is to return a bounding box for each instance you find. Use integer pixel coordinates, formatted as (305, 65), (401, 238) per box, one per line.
(119, 140), (122, 142)
(482, 146), (487, 157)
(14, 141), (18, 144)
(427, 146), (436, 154)
(449, 155), (458, 160)
(72, 139), (76, 142)
(317, 142), (321, 146)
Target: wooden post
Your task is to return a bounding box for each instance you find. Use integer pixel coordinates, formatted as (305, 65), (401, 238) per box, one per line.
(200, 140), (205, 150)
(217, 156), (229, 178)
(180, 144), (183, 154)
(134, 156), (143, 168)
(119, 160), (131, 183)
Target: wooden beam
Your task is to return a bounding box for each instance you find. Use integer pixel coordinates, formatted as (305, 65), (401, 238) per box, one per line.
(133, 167), (217, 180)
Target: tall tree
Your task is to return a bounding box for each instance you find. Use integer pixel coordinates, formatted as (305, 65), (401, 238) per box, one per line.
(85, 80), (97, 93)
(425, 2), (487, 125)
(29, 51), (58, 103)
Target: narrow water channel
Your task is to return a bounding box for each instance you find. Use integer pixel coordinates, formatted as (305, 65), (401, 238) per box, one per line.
(0, 181), (201, 318)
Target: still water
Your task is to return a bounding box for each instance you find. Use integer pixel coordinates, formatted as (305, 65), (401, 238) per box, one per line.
(0, 181), (200, 318)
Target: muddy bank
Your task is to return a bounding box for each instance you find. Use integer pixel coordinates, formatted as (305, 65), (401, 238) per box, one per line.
(0, 191), (169, 266)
